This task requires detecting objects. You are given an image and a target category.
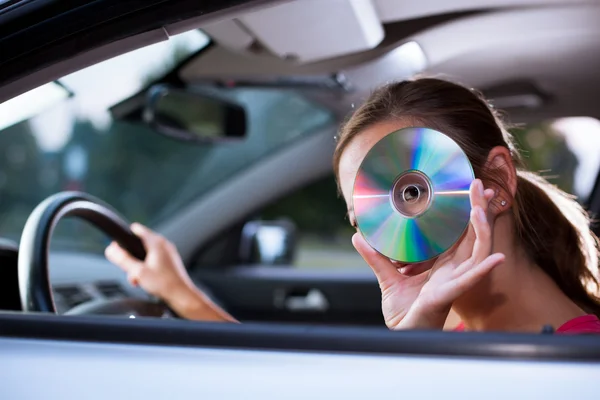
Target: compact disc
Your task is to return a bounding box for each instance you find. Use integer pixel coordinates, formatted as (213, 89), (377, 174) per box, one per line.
(352, 127), (474, 263)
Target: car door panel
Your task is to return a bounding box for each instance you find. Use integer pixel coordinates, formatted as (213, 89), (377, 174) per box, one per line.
(193, 267), (383, 325)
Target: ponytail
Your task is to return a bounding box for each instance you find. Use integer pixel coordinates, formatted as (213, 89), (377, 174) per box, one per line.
(513, 171), (600, 316)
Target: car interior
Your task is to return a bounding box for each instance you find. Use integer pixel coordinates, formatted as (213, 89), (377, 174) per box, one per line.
(1, 0), (600, 366)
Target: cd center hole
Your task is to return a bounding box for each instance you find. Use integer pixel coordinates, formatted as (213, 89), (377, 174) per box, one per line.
(403, 185), (420, 203)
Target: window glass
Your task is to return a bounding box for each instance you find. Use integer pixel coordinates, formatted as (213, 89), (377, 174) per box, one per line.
(259, 176), (366, 269)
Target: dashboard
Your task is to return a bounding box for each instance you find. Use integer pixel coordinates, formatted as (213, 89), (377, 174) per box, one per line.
(49, 252), (147, 314)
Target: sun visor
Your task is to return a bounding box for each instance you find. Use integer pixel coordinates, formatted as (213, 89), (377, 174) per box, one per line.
(201, 19), (255, 51)
(204, 0), (384, 64)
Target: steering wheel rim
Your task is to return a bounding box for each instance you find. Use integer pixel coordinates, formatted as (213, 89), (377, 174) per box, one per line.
(18, 191), (170, 316)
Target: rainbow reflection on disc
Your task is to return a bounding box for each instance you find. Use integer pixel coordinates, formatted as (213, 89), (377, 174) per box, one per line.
(352, 127), (474, 263)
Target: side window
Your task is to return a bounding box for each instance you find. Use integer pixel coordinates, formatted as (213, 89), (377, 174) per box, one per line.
(193, 117), (600, 270)
(238, 117), (600, 270)
(510, 117), (600, 202)
(192, 175), (367, 270)
(256, 176), (367, 269)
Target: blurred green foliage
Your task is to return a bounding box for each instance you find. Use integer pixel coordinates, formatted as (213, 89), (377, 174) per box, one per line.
(511, 122), (577, 194)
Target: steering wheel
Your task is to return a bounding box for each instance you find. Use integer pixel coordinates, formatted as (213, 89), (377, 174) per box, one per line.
(18, 191), (174, 318)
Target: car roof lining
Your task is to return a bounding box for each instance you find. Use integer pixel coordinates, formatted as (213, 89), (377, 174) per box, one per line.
(190, 0), (595, 65)
(177, 11), (478, 79)
(178, 3), (600, 122)
(3, 1), (600, 123)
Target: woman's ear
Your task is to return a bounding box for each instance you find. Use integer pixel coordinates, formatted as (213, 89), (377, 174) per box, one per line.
(484, 146), (517, 216)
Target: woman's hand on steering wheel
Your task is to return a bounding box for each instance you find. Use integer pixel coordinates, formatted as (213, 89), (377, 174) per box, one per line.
(353, 179), (506, 330)
(105, 223), (236, 322)
(106, 223), (190, 299)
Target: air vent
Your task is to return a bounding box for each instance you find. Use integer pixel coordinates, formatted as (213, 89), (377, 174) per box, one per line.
(54, 285), (92, 309)
(95, 282), (126, 299)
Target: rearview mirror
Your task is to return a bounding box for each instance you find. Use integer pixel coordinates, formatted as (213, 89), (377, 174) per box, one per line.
(239, 220), (297, 266)
(143, 84), (247, 142)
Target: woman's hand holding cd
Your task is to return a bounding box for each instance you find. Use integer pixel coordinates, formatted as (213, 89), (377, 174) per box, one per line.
(352, 179), (505, 330)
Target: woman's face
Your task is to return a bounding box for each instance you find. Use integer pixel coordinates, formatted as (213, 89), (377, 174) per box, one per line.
(338, 119), (438, 274)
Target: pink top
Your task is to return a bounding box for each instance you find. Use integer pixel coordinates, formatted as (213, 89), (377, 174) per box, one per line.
(555, 314), (600, 334)
(454, 315), (600, 334)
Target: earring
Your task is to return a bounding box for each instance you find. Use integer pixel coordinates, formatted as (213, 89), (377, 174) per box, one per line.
(500, 200), (507, 206)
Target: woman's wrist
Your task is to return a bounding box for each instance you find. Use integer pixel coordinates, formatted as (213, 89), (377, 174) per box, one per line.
(166, 281), (237, 322)
(394, 302), (451, 331)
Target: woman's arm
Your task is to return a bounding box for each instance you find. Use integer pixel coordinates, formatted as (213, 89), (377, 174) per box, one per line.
(169, 282), (238, 322)
(105, 223), (238, 323)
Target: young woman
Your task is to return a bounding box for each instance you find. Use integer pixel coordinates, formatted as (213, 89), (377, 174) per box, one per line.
(106, 77), (600, 333)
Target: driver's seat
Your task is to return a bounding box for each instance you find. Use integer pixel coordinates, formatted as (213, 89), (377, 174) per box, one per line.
(0, 238), (21, 311)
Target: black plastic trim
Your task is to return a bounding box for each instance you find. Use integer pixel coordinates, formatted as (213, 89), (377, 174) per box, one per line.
(0, 0), (266, 88)
(1, 313), (600, 361)
(0, 239), (20, 311)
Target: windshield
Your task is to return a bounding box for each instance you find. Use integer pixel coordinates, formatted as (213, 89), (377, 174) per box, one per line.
(0, 30), (334, 253)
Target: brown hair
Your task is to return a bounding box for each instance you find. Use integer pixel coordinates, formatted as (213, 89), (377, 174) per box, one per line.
(333, 77), (600, 316)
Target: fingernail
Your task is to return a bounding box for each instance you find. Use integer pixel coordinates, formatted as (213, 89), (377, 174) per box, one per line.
(351, 233), (360, 248)
(105, 245), (115, 257)
(478, 180), (484, 197)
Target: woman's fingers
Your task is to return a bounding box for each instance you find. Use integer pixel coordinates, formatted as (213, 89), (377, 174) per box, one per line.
(398, 262), (433, 277)
(352, 233), (402, 285)
(454, 181), (496, 266)
(131, 223), (161, 248)
(105, 241), (144, 285)
(469, 205), (493, 265)
(450, 179), (484, 262)
(465, 181), (497, 266)
(469, 179), (487, 210)
(105, 242), (141, 272)
(106, 223), (162, 287)
(451, 223), (475, 262)
(443, 253), (505, 299)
